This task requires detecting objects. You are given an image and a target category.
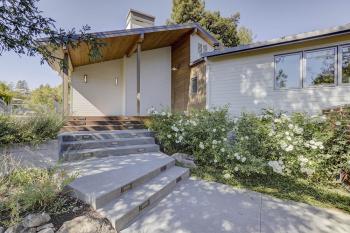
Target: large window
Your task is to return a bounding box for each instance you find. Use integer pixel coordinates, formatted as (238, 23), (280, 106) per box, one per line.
(275, 53), (301, 89)
(341, 45), (350, 84)
(304, 48), (336, 87)
(274, 45), (346, 89)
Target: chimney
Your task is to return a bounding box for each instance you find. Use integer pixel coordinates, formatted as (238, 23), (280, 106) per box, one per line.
(126, 9), (155, 29)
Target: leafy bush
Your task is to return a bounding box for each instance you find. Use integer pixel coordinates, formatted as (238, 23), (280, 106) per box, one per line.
(0, 157), (75, 226)
(0, 113), (64, 145)
(148, 108), (350, 183)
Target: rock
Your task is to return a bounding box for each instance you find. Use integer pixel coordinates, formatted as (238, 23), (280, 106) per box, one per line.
(57, 216), (115, 233)
(37, 228), (54, 233)
(171, 153), (197, 168)
(0, 226), (4, 233)
(4, 224), (23, 233)
(36, 223), (54, 232)
(22, 213), (51, 228)
(19, 228), (36, 233)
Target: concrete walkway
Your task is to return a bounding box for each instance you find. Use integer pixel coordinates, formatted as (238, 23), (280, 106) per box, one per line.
(122, 178), (350, 233)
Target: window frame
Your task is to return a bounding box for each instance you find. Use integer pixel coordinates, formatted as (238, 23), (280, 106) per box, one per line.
(302, 46), (338, 88)
(339, 44), (350, 85)
(274, 52), (303, 90)
(191, 76), (198, 95)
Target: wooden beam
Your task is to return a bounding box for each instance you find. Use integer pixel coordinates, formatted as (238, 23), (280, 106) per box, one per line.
(136, 42), (141, 115)
(126, 33), (144, 57)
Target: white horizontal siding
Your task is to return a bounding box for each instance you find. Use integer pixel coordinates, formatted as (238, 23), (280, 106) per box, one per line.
(208, 48), (350, 116)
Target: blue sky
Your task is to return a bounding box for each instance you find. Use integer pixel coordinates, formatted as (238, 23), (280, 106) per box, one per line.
(1, 0), (350, 89)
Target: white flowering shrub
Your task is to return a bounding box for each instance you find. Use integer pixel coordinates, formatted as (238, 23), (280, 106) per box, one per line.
(147, 108), (234, 166)
(148, 107), (350, 183)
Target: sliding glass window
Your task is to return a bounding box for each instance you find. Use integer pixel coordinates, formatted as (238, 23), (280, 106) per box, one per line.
(303, 47), (337, 87)
(341, 45), (350, 84)
(274, 53), (302, 89)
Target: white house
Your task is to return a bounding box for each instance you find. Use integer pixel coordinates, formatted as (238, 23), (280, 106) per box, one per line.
(47, 9), (350, 119)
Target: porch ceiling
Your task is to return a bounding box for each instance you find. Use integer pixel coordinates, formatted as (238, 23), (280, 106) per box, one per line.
(68, 27), (193, 67)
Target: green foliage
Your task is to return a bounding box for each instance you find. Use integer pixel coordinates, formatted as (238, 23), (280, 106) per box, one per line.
(0, 0), (104, 69)
(168, 0), (252, 47)
(0, 82), (13, 104)
(237, 26), (253, 45)
(0, 113), (64, 145)
(0, 165), (75, 226)
(26, 84), (62, 110)
(148, 108), (350, 183)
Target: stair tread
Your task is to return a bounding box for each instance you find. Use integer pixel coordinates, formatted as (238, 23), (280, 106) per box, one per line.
(97, 166), (188, 220)
(65, 153), (175, 200)
(59, 129), (150, 136)
(61, 136), (154, 145)
(63, 143), (158, 155)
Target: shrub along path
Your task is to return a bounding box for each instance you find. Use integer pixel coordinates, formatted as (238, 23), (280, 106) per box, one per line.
(122, 177), (350, 233)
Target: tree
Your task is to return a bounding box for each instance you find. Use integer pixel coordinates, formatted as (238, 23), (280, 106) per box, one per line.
(26, 84), (62, 110)
(237, 26), (253, 45)
(0, 0), (104, 69)
(0, 81), (13, 104)
(15, 80), (29, 92)
(168, 0), (252, 47)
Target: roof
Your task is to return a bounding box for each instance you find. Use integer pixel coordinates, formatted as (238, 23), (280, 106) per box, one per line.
(205, 23), (350, 58)
(41, 23), (219, 69)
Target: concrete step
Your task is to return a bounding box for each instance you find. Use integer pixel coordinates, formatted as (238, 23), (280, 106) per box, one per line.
(60, 137), (155, 153)
(66, 116), (149, 121)
(62, 124), (146, 132)
(64, 153), (175, 209)
(60, 144), (160, 161)
(59, 129), (154, 142)
(97, 166), (189, 231)
(65, 120), (143, 126)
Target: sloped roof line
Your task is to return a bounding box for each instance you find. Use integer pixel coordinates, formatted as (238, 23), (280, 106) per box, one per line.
(204, 23), (350, 58)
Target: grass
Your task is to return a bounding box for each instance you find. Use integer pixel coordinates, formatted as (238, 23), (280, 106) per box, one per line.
(192, 166), (350, 214)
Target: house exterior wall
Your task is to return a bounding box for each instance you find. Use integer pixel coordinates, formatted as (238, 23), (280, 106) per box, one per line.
(189, 61), (206, 110)
(70, 47), (171, 116)
(190, 33), (213, 62)
(124, 47), (171, 115)
(207, 35), (350, 116)
(71, 59), (124, 116)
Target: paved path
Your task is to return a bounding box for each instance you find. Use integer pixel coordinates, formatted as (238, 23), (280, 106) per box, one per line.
(122, 178), (350, 233)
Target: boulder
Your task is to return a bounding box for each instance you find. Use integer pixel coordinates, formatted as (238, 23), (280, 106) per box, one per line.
(57, 216), (115, 233)
(22, 213), (51, 228)
(4, 224), (23, 233)
(171, 153), (197, 168)
(36, 223), (54, 232)
(0, 226), (4, 233)
(37, 228), (54, 233)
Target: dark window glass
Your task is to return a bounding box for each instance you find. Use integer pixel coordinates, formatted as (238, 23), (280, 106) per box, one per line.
(191, 77), (198, 94)
(304, 48), (336, 87)
(275, 53), (301, 89)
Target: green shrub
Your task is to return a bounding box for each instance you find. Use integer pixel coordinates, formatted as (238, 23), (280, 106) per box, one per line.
(0, 165), (75, 226)
(0, 113), (64, 145)
(148, 108), (350, 183)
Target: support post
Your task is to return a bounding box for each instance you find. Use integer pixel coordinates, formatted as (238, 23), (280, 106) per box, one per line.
(136, 42), (141, 115)
(62, 52), (69, 117)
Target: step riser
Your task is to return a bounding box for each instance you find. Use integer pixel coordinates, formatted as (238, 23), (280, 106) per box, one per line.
(65, 121), (143, 126)
(112, 169), (190, 231)
(94, 160), (176, 209)
(60, 131), (154, 142)
(67, 116), (149, 121)
(62, 124), (145, 132)
(60, 145), (160, 162)
(60, 138), (155, 153)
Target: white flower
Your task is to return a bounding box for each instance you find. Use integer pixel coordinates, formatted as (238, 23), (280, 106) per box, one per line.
(288, 124), (294, 129)
(245, 136), (249, 140)
(285, 131), (290, 136)
(161, 112), (166, 116)
(268, 161), (284, 174)
(147, 107), (155, 114)
(286, 136), (292, 141)
(221, 128), (225, 132)
(241, 157), (246, 162)
(285, 145), (294, 152)
(214, 159), (218, 163)
(213, 128), (217, 132)
(220, 148), (225, 153)
(223, 138), (228, 142)
(274, 118), (281, 123)
(178, 135), (183, 141)
(167, 134), (171, 138)
(268, 131), (274, 137)
(335, 121), (341, 126)
(234, 166), (239, 172)
(167, 112), (172, 117)
(171, 125), (179, 132)
(199, 142), (205, 149)
(223, 173), (231, 179)
(212, 140), (218, 145)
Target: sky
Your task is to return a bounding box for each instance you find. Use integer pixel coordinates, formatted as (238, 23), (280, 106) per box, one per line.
(1, 0), (350, 89)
